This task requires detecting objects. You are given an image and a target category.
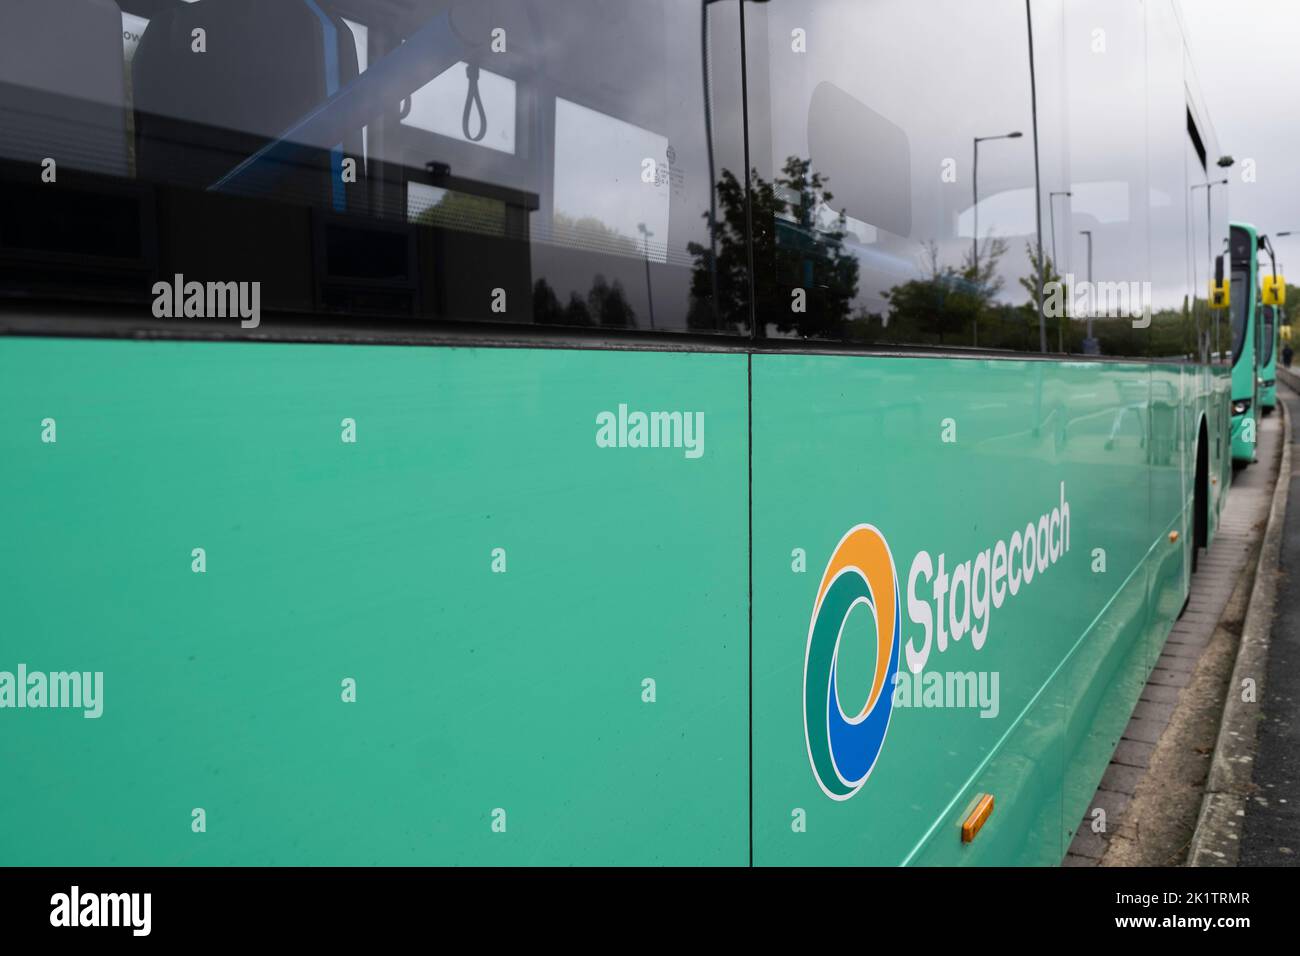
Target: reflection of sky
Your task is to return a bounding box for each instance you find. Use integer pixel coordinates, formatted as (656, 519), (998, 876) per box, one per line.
(765, 0), (1039, 311)
(1181, 0), (1300, 275)
(758, 0), (1259, 320)
(957, 187), (1037, 239)
(553, 98), (670, 262)
(1069, 182), (1130, 226)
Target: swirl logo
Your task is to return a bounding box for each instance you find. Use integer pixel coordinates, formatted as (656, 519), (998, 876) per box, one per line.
(803, 525), (902, 800)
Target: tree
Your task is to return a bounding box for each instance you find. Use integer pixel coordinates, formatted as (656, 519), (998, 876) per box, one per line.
(687, 157), (860, 336)
(880, 236), (1008, 346)
(587, 274), (635, 327)
(412, 189), (506, 235)
(551, 212), (640, 258)
(1016, 240), (1059, 352)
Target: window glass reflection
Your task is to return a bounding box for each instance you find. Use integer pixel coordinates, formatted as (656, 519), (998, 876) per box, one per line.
(0, 0), (748, 335)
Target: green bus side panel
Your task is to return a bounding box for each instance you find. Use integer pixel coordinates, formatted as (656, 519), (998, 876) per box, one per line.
(1209, 370), (1233, 546)
(0, 338), (749, 865)
(1231, 413), (1257, 463)
(1147, 365), (1188, 667)
(1, 340), (1227, 866)
(751, 355), (1163, 866)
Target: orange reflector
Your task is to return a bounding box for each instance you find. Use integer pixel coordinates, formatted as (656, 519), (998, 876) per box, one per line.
(1170, 530), (1180, 543)
(962, 794), (994, 844)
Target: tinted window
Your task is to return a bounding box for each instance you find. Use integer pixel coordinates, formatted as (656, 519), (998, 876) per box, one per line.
(1185, 111), (1222, 367)
(1263, 305), (1276, 366)
(0, 0), (749, 336)
(1147, 2), (1192, 363)
(746, 0), (1045, 351)
(1060, 0), (1150, 358)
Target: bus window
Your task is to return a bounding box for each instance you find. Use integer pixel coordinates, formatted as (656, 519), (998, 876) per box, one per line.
(746, 0), (1043, 351)
(1263, 305), (1276, 368)
(0, 0), (750, 337)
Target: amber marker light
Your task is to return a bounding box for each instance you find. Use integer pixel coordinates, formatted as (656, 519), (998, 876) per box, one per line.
(962, 794), (995, 843)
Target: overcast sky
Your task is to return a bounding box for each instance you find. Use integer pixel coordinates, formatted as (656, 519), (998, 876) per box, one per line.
(1180, 0), (1300, 269)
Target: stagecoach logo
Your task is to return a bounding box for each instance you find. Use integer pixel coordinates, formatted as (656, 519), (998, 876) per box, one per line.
(802, 525), (901, 801)
(802, 484), (1071, 799)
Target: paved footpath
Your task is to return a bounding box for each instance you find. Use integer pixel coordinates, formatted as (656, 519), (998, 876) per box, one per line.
(1239, 382), (1300, 864)
(1064, 404), (1282, 865)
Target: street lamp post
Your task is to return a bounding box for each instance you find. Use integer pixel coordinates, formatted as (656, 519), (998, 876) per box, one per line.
(1190, 178), (1229, 271)
(971, 130), (1022, 347)
(1048, 191), (1071, 352)
(972, 131), (1024, 276)
(1079, 229), (1094, 352)
(638, 222), (656, 329)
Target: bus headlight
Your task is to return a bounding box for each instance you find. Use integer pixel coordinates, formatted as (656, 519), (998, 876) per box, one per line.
(1232, 399), (1251, 416)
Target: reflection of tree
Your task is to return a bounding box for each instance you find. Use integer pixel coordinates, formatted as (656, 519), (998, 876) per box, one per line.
(412, 190), (507, 235)
(686, 167), (748, 331)
(1283, 283), (1300, 329)
(1017, 241), (1058, 352)
(1147, 299), (1192, 360)
(587, 274), (635, 327)
(687, 157), (860, 336)
(533, 274), (635, 328)
(881, 237), (1007, 345)
(550, 212), (641, 258)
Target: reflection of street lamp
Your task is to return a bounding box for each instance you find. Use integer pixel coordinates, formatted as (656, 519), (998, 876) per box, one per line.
(1048, 191), (1071, 352)
(1079, 229), (1094, 351)
(1277, 231), (1299, 285)
(969, 131), (1022, 348)
(1048, 191), (1071, 272)
(1190, 178), (1228, 270)
(971, 131), (1023, 275)
(638, 221), (656, 330)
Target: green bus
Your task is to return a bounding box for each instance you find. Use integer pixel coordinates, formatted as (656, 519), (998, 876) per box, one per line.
(0, 0), (1235, 866)
(1257, 233), (1284, 413)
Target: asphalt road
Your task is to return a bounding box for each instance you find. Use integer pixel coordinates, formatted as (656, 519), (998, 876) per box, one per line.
(1240, 385), (1300, 865)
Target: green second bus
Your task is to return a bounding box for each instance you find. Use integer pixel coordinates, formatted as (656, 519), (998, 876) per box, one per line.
(1230, 222), (1262, 459)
